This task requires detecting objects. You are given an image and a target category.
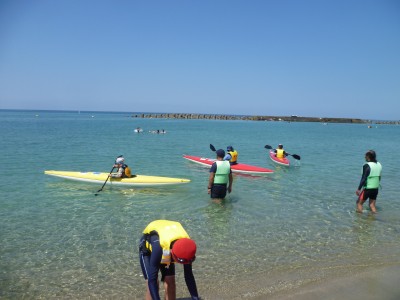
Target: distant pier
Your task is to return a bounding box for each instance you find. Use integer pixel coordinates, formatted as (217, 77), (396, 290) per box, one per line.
(130, 113), (393, 124)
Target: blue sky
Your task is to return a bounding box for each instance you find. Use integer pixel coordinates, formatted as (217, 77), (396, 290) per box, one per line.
(1, 0), (399, 120)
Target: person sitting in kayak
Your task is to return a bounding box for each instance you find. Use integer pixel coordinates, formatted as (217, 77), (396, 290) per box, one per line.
(274, 144), (287, 159)
(110, 156), (134, 178)
(224, 145), (238, 165)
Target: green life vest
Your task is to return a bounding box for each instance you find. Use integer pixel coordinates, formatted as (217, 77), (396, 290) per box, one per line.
(365, 162), (382, 189)
(213, 161), (231, 184)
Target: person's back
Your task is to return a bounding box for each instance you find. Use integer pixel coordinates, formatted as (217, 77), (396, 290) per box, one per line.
(225, 146), (238, 165)
(209, 149), (233, 199)
(275, 144), (286, 158)
(139, 220), (199, 300)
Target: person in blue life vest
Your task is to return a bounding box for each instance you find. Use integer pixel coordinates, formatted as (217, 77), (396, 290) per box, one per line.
(209, 149), (233, 199)
(356, 150), (382, 213)
(273, 144), (287, 159)
(224, 145), (238, 165)
(109, 156), (134, 178)
(139, 220), (199, 300)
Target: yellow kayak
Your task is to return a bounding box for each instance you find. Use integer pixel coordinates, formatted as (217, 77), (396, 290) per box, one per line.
(44, 170), (190, 187)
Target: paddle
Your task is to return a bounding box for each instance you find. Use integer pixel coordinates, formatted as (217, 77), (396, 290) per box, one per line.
(210, 144), (216, 152)
(94, 164), (116, 196)
(264, 145), (301, 160)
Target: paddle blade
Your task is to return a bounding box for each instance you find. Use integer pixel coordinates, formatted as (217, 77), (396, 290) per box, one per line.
(210, 144), (216, 151)
(264, 145), (272, 149)
(292, 154), (301, 160)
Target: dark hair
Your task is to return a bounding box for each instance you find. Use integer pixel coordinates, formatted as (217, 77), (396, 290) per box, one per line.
(365, 150), (377, 162)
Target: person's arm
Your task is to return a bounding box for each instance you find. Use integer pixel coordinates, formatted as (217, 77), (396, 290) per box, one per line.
(108, 166), (116, 177)
(208, 163), (217, 193)
(223, 154), (231, 161)
(183, 264), (199, 299)
(227, 171), (233, 193)
(109, 165), (120, 178)
(358, 164), (370, 190)
(379, 162), (382, 183)
(147, 237), (163, 300)
(110, 166), (124, 178)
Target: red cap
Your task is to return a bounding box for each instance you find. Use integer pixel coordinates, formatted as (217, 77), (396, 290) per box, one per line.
(171, 238), (196, 264)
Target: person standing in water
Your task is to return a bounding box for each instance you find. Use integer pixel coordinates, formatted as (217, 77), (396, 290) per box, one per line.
(356, 150), (382, 213)
(208, 149), (233, 199)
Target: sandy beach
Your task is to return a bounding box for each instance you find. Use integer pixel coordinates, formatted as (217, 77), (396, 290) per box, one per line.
(255, 264), (400, 300)
(188, 264), (400, 299)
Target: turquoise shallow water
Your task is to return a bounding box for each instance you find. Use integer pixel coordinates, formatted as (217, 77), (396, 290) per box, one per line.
(1, 110), (400, 298)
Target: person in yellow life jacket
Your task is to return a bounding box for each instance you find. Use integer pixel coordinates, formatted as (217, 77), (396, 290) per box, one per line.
(109, 156), (135, 178)
(139, 220), (199, 300)
(209, 149), (233, 199)
(356, 150), (382, 213)
(224, 145), (238, 165)
(274, 144), (287, 159)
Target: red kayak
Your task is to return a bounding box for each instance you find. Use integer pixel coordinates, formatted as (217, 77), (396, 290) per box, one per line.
(183, 155), (274, 174)
(269, 150), (290, 167)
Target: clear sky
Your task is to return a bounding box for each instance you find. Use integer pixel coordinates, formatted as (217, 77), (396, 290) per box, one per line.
(1, 0), (399, 120)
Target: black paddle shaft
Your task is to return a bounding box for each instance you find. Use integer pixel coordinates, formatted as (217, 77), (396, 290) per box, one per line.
(95, 166), (115, 195)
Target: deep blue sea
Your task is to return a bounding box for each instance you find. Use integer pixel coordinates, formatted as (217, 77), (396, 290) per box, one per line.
(1, 110), (399, 299)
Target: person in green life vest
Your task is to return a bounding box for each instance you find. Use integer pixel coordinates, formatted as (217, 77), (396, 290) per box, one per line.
(356, 150), (382, 213)
(208, 149), (233, 199)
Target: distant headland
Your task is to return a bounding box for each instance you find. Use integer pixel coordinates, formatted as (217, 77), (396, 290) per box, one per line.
(131, 113), (398, 125)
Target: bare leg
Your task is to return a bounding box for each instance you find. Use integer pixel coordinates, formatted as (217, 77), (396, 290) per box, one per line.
(163, 275), (176, 300)
(356, 199), (365, 213)
(369, 199), (377, 213)
(145, 280), (151, 300)
(145, 279), (159, 300)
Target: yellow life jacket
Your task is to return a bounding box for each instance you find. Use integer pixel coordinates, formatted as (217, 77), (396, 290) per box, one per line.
(276, 149), (285, 158)
(227, 150), (238, 163)
(143, 220), (190, 265)
(124, 166), (132, 178)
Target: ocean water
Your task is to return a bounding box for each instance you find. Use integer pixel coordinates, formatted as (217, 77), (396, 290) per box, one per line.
(1, 110), (399, 299)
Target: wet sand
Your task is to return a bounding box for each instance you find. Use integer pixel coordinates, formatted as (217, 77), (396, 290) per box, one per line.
(191, 264), (400, 299)
(259, 264), (400, 300)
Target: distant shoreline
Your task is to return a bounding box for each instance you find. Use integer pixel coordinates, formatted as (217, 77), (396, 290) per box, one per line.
(131, 112), (399, 125)
(1, 109), (398, 124)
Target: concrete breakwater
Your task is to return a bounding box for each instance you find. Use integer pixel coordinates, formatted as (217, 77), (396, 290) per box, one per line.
(131, 113), (369, 124)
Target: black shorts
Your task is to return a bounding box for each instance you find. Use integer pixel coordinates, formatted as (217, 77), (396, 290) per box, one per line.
(361, 188), (379, 201)
(211, 184), (227, 199)
(139, 235), (175, 281)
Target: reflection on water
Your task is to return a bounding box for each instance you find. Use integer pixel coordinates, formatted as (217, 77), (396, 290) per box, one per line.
(1, 111), (399, 298)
